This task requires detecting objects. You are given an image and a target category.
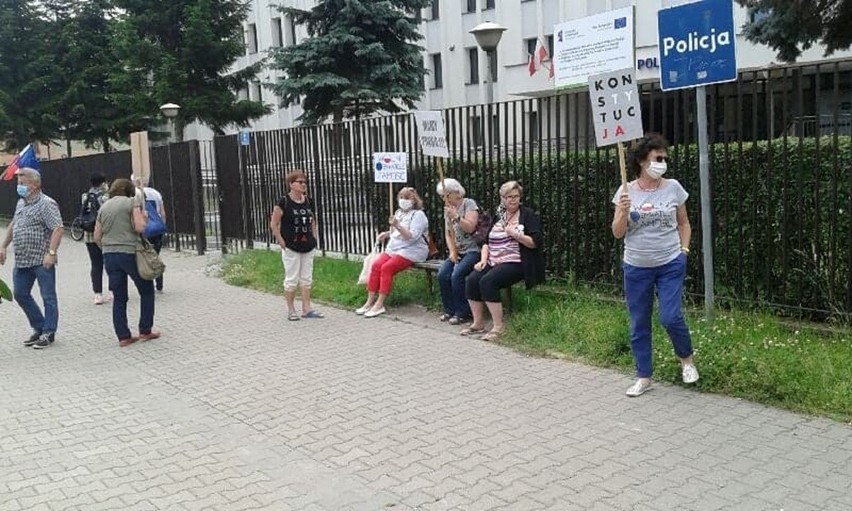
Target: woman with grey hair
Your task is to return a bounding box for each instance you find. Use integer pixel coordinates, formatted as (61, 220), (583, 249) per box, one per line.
(462, 180), (545, 341)
(436, 178), (480, 324)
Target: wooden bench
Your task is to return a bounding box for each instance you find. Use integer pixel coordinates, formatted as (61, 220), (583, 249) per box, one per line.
(412, 259), (513, 305)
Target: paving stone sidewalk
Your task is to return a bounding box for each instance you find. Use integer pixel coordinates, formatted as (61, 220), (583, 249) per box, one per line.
(1, 236), (850, 511)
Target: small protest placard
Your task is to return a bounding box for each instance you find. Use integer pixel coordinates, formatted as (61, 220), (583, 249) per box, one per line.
(413, 111), (449, 158)
(373, 153), (408, 183)
(588, 68), (643, 147)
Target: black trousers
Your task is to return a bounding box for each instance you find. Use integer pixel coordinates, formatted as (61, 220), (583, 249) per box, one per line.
(85, 242), (104, 293)
(465, 262), (523, 303)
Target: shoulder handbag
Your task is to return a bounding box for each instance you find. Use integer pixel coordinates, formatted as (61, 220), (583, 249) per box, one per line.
(357, 243), (381, 285)
(136, 235), (166, 280)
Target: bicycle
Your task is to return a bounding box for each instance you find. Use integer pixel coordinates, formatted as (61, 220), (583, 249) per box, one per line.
(70, 216), (86, 241)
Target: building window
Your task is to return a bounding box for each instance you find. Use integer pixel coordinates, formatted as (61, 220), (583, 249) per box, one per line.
(488, 50), (498, 82)
(464, 0), (476, 14)
(271, 18), (283, 47)
(252, 82), (262, 102)
(246, 23), (258, 54)
(238, 85), (249, 101)
(431, 53), (443, 89)
(471, 115), (483, 147)
(467, 48), (479, 84)
(525, 38), (537, 57)
(430, 0), (439, 19)
(528, 111), (539, 143)
(547, 34), (554, 58)
(750, 8), (771, 23)
(483, 0), (495, 9)
(285, 15), (297, 46)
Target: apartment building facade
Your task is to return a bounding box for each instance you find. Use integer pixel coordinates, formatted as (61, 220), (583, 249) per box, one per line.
(184, 0), (852, 141)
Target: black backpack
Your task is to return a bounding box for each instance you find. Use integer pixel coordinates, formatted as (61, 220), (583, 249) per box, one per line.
(472, 209), (493, 245)
(80, 191), (103, 232)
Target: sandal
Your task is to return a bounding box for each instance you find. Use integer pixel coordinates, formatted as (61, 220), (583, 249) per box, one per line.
(459, 326), (486, 336)
(481, 329), (503, 342)
(288, 311), (300, 321)
(301, 310), (325, 319)
(438, 313), (453, 322)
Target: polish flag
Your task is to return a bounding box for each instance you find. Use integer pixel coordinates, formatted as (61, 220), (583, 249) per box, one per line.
(529, 38), (554, 79)
(2, 144), (40, 181)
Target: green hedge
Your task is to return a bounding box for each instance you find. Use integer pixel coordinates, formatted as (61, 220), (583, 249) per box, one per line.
(409, 137), (851, 319)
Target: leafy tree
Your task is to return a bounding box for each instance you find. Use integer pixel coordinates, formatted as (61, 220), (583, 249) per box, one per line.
(737, 0), (852, 62)
(37, 0), (119, 153)
(269, 0), (431, 125)
(0, 0), (57, 151)
(110, 0), (269, 140)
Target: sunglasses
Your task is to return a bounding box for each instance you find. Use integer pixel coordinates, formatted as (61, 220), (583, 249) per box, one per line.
(654, 156), (669, 163)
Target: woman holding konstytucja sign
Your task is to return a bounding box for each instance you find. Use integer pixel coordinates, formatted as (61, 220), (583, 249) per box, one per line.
(611, 133), (699, 398)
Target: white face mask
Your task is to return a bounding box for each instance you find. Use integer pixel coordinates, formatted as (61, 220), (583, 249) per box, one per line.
(398, 198), (413, 211)
(647, 161), (667, 180)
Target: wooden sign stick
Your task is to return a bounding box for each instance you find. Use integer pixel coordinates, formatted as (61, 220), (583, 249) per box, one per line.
(436, 158), (458, 255)
(617, 141), (628, 195)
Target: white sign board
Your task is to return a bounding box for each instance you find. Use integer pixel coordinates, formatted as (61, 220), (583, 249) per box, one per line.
(553, 6), (635, 89)
(373, 153), (408, 183)
(413, 111), (449, 158)
(588, 69), (643, 147)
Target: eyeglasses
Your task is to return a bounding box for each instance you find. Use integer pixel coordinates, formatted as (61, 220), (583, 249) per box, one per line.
(503, 194), (521, 201)
(654, 156), (669, 163)
(293, 180), (307, 184)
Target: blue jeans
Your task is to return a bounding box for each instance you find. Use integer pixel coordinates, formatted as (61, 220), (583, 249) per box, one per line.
(13, 265), (58, 335)
(438, 251), (480, 318)
(104, 252), (155, 341)
(623, 253), (693, 378)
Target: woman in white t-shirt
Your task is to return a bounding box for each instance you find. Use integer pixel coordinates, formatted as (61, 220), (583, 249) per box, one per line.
(355, 187), (429, 318)
(611, 133), (699, 397)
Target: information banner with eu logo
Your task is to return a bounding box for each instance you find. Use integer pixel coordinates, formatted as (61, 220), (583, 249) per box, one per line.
(657, 0), (737, 91)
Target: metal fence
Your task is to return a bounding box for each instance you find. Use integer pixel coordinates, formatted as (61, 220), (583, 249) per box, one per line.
(214, 59), (852, 319)
(0, 141), (216, 255)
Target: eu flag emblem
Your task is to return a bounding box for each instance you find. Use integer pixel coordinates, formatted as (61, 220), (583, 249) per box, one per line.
(614, 17), (627, 29)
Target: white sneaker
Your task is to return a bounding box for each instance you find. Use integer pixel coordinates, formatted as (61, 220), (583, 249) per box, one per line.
(364, 306), (386, 318)
(94, 294), (104, 305)
(626, 379), (652, 397)
(682, 364), (700, 384)
(355, 305), (372, 315)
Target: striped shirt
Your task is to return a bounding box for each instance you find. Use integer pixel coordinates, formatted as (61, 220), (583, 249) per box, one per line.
(487, 220), (521, 265)
(12, 193), (63, 268)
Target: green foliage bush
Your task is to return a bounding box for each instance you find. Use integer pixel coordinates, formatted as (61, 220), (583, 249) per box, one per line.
(408, 137), (851, 319)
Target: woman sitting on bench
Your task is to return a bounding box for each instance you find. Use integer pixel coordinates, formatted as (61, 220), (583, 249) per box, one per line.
(462, 180), (545, 342)
(436, 178), (480, 325)
(355, 187), (429, 318)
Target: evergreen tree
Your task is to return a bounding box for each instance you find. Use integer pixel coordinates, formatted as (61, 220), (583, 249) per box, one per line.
(737, 0), (852, 62)
(38, 0), (119, 153)
(111, 0), (268, 139)
(0, 0), (56, 151)
(269, 0), (431, 125)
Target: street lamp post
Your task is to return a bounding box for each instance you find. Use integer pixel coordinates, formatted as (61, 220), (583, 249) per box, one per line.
(159, 103), (180, 251)
(469, 22), (507, 105)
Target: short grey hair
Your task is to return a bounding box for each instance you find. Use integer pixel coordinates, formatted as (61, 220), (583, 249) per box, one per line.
(131, 174), (149, 187)
(436, 178), (465, 197)
(499, 180), (522, 197)
(17, 167), (41, 187)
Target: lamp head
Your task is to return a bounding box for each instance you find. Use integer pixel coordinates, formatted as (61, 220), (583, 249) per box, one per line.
(469, 22), (507, 51)
(159, 103), (181, 118)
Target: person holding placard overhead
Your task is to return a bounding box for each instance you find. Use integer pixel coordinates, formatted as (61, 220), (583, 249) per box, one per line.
(611, 134), (699, 397)
(356, 187), (429, 318)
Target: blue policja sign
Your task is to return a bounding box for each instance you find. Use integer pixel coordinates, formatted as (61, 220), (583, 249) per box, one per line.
(658, 0), (737, 91)
(239, 130), (251, 146)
